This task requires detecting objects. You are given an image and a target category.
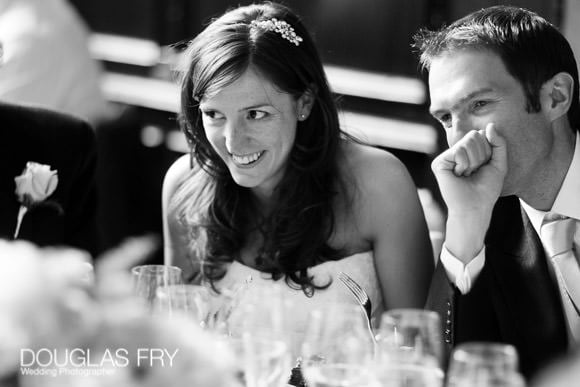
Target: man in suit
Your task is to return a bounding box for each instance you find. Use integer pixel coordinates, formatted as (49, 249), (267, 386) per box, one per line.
(0, 102), (98, 256)
(414, 6), (580, 379)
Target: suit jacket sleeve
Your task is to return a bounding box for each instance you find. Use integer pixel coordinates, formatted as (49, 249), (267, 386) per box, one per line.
(65, 120), (99, 256)
(425, 261), (456, 367)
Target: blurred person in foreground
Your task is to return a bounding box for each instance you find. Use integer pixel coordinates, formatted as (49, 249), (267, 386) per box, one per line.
(0, 239), (239, 387)
(0, 0), (108, 126)
(163, 1), (433, 354)
(415, 5), (580, 379)
(0, 102), (98, 256)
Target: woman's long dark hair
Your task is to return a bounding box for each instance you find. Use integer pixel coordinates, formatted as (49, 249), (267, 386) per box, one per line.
(171, 2), (351, 295)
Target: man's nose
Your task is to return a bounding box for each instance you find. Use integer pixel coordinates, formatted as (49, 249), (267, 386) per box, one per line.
(447, 116), (474, 146)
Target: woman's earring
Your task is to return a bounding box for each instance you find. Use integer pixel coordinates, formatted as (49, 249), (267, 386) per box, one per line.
(299, 114), (306, 121)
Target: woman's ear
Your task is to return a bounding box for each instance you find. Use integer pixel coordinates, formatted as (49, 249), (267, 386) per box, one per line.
(541, 72), (574, 121)
(297, 87), (316, 121)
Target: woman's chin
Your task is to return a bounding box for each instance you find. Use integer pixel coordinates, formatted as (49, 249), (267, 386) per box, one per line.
(230, 174), (259, 188)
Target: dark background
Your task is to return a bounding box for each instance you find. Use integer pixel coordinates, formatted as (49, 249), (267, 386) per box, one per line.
(70, 0), (561, 75)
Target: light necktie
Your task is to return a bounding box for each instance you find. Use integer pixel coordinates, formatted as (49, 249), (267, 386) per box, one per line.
(540, 216), (580, 341)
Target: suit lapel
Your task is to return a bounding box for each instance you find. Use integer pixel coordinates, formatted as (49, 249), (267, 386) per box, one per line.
(486, 196), (568, 374)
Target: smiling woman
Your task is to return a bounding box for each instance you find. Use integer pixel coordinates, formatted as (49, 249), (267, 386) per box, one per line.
(161, 1), (433, 351)
(198, 67), (308, 196)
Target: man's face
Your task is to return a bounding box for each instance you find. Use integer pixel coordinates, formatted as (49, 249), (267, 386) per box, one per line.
(428, 49), (553, 196)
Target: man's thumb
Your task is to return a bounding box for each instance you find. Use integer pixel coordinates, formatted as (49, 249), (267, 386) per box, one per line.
(485, 123), (508, 171)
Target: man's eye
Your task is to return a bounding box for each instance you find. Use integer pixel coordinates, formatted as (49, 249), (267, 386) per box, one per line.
(247, 110), (267, 120)
(439, 113), (452, 127)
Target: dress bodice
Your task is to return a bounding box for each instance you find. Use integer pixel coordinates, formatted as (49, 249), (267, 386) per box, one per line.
(215, 251), (384, 357)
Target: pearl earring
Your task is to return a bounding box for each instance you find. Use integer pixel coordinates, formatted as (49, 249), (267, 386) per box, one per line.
(299, 114), (306, 120)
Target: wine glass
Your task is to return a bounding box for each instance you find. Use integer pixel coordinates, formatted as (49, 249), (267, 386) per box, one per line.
(374, 309), (444, 387)
(211, 281), (293, 386)
(226, 282), (288, 338)
(155, 284), (210, 326)
(300, 303), (377, 387)
(131, 265), (182, 309)
(220, 335), (291, 387)
(447, 342), (525, 387)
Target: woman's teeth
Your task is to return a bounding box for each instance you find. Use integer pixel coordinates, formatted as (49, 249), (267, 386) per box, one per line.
(231, 151), (263, 165)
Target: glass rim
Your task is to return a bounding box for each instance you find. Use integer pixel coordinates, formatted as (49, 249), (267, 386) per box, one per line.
(155, 284), (210, 297)
(453, 342), (518, 355)
(222, 336), (289, 355)
(451, 342), (519, 366)
(131, 264), (182, 275)
(381, 308), (440, 319)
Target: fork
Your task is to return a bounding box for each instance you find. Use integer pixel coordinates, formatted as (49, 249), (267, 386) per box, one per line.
(337, 272), (376, 344)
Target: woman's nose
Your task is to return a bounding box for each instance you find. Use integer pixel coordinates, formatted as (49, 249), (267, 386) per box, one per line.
(223, 119), (247, 151)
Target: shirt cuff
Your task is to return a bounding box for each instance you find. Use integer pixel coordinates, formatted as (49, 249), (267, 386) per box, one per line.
(439, 243), (486, 294)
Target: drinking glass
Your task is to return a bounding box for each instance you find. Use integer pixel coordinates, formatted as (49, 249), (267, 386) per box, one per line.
(301, 303), (377, 387)
(374, 309), (444, 387)
(155, 284), (210, 326)
(227, 283), (288, 337)
(447, 342), (525, 387)
(131, 265), (182, 308)
(220, 336), (291, 387)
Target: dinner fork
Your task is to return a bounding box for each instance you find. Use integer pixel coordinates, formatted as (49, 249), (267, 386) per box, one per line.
(337, 272), (376, 344)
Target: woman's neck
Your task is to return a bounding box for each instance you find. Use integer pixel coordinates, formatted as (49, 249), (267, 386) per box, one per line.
(250, 188), (278, 217)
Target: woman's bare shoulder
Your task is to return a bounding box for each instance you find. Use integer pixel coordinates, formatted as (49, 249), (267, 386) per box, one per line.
(163, 154), (197, 197)
(340, 141), (422, 235)
(341, 141), (412, 192)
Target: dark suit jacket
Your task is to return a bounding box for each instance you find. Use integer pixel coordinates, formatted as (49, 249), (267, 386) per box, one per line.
(0, 102), (98, 256)
(427, 195), (569, 380)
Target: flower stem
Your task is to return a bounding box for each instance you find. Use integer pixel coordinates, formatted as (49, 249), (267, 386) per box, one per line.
(13, 206), (27, 239)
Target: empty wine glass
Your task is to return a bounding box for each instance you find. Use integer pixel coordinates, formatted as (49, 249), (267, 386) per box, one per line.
(227, 283), (288, 338)
(447, 342), (525, 387)
(131, 265), (182, 308)
(301, 303), (377, 387)
(220, 335), (291, 387)
(155, 284), (210, 326)
(374, 309), (444, 387)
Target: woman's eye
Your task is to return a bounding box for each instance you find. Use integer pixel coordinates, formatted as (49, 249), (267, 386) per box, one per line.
(247, 110), (267, 120)
(201, 110), (224, 120)
(473, 100), (489, 110)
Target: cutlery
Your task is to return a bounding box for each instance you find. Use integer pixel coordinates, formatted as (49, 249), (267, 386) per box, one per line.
(337, 272), (376, 344)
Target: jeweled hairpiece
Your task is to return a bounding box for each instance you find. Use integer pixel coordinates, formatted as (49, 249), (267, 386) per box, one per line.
(250, 18), (303, 46)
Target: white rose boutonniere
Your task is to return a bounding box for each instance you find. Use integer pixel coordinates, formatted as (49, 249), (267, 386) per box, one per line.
(13, 162), (59, 238)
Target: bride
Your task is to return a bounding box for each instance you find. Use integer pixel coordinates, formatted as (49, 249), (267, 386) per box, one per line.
(162, 2), (433, 340)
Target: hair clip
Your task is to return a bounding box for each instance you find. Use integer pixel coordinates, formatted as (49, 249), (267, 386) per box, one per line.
(250, 18), (303, 46)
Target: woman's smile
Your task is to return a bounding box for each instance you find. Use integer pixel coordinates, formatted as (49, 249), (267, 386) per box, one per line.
(230, 150), (266, 167)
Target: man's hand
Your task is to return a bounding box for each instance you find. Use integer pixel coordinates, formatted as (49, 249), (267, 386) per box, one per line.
(431, 123), (508, 262)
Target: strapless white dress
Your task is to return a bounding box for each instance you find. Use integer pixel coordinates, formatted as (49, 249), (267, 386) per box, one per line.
(214, 251), (384, 358)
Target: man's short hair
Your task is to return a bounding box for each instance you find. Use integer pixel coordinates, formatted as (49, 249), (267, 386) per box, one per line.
(414, 5), (580, 129)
